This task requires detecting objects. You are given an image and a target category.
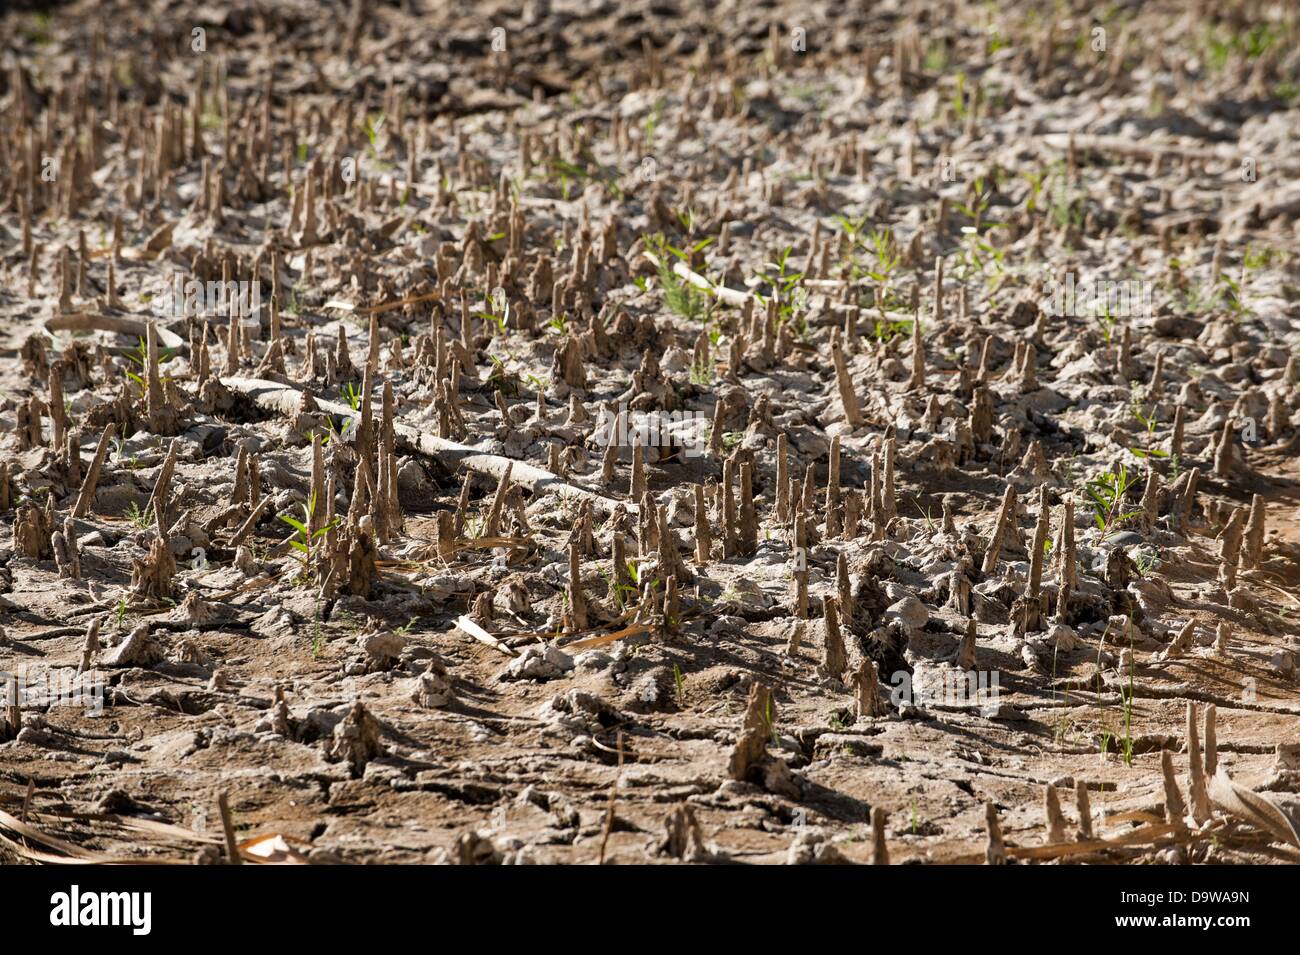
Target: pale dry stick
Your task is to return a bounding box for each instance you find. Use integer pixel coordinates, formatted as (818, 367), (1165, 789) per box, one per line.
(53, 517), (80, 580)
(455, 614), (516, 658)
(722, 457), (738, 558)
(1213, 419), (1236, 479)
(1175, 467), (1201, 535)
(786, 620), (804, 656)
(836, 552), (854, 625)
(1218, 505), (1246, 589)
(641, 250), (755, 307)
(954, 618), (976, 670)
(599, 440), (617, 486)
(1169, 405), (1185, 460)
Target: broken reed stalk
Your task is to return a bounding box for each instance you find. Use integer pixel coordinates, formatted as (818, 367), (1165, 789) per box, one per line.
(217, 792), (241, 865)
(871, 806), (889, 864)
(567, 540), (588, 631)
(693, 483), (711, 563)
(982, 485), (1016, 573)
(1160, 751), (1187, 833)
(775, 432), (790, 522)
(1075, 781), (1093, 840)
(832, 330), (863, 427)
(822, 595), (847, 681)
(1186, 702), (1211, 824)
(72, 423), (116, 518)
(1204, 704), (1217, 776)
(482, 462), (513, 539)
(597, 729), (624, 865)
(1044, 784), (1066, 844)
(985, 802), (1006, 865)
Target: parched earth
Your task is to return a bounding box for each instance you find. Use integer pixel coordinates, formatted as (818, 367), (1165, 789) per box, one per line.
(1, 0), (1299, 865)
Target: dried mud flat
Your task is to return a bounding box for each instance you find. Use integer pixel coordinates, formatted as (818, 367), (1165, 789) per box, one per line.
(1, 0), (1299, 866)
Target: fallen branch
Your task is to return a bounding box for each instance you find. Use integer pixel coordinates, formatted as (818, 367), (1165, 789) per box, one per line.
(222, 376), (627, 515)
(45, 313), (187, 353)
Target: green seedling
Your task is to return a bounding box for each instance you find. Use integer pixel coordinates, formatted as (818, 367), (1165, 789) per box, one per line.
(477, 311), (507, 337)
(1128, 384), (1168, 459)
(911, 496), (936, 533)
(124, 501), (151, 529)
(278, 492), (338, 569)
(1084, 464), (1141, 539)
(646, 233), (713, 323)
(123, 335), (177, 392)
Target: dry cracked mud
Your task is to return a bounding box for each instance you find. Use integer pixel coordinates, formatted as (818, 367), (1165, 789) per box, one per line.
(1, 0), (1299, 865)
